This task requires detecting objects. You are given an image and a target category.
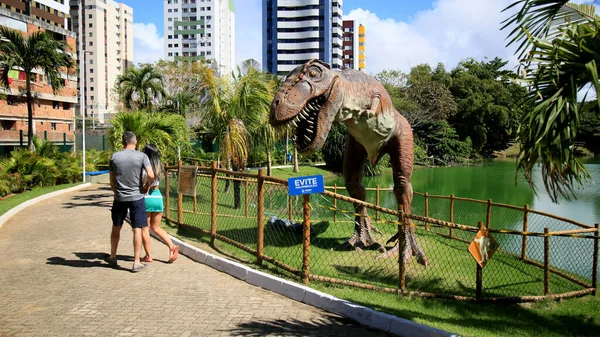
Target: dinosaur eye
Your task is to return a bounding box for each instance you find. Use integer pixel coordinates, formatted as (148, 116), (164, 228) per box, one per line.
(308, 66), (321, 78)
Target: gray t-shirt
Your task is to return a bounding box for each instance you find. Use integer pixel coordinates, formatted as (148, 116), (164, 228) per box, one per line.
(109, 149), (151, 202)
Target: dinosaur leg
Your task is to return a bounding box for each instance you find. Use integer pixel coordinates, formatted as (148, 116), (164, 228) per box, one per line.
(335, 135), (384, 252)
(375, 121), (429, 265)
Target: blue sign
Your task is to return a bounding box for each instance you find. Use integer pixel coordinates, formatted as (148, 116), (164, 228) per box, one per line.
(288, 175), (325, 196)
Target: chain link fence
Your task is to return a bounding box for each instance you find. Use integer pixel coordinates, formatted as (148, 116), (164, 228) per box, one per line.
(162, 162), (599, 302)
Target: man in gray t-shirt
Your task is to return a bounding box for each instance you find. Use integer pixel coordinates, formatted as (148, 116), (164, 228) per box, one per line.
(106, 131), (154, 272)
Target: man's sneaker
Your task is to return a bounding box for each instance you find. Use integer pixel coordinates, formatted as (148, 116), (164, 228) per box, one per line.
(131, 263), (148, 273)
(104, 255), (118, 267)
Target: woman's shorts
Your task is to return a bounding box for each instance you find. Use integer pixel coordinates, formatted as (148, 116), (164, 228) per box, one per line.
(145, 189), (164, 213)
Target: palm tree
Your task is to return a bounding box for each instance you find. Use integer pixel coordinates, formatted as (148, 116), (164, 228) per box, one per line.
(196, 60), (276, 172)
(160, 91), (198, 116)
(503, 0), (600, 202)
(116, 64), (166, 111)
(195, 60), (276, 207)
(108, 111), (191, 162)
(0, 27), (74, 151)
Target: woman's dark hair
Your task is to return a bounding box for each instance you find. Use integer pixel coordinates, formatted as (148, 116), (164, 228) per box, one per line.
(142, 144), (162, 180)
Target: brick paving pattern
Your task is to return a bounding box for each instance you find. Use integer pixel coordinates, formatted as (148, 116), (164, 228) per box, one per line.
(0, 186), (393, 336)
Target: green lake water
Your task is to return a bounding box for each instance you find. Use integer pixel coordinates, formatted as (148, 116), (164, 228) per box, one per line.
(326, 158), (600, 281)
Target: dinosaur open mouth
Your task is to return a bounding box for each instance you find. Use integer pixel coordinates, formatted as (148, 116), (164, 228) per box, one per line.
(289, 95), (326, 151)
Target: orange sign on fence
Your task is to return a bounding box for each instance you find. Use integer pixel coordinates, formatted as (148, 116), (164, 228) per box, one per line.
(468, 228), (499, 268)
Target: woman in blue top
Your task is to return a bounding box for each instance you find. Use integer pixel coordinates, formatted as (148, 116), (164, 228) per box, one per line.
(141, 144), (179, 263)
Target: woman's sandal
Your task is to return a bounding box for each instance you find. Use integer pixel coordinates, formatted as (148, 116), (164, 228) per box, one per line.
(168, 246), (179, 263)
(142, 255), (154, 263)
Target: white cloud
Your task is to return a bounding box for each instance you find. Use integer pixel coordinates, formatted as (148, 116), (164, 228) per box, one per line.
(133, 22), (164, 65)
(234, 0), (263, 67)
(346, 0), (519, 75)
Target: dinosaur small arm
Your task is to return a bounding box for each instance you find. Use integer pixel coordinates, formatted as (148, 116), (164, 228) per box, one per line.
(270, 59), (429, 265)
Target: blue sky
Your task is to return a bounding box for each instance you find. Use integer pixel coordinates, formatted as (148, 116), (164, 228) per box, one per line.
(123, 0), (598, 74)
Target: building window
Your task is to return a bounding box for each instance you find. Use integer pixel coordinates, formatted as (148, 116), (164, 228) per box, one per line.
(69, 124), (73, 131)
(168, 9), (172, 12)
(90, 59), (93, 64)
(90, 87), (94, 91)
(168, 44), (172, 48)
(51, 123), (57, 130)
(168, 17), (172, 21)
(89, 32), (93, 37)
(90, 78), (94, 82)
(168, 52), (173, 56)
(89, 41), (93, 46)
(63, 102), (71, 110)
(168, 26), (172, 30)
(91, 96), (94, 101)
(168, 35), (172, 39)
(89, 23), (92, 27)
(88, 14), (92, 18)
(53, 101), (60, 109)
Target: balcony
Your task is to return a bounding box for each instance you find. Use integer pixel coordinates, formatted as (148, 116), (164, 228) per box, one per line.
(0, 130), (75, 146)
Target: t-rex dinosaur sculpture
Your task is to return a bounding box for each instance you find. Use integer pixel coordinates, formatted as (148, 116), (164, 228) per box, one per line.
(269, 59), (429, 265)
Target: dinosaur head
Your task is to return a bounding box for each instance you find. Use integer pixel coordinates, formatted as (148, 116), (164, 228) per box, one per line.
(270, 59), (342, 156)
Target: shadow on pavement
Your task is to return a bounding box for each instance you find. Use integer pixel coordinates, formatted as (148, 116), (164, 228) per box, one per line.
(228, 315), (391, 336)
(46, 252), (132, 272)
(62, 193), (113, 209)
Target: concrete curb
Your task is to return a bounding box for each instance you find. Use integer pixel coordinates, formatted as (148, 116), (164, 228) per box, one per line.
(0, 183), (92, 229)
(162, 234), (459, 337)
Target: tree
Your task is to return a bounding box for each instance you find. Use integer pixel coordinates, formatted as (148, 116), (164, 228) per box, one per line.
(115, 64), (166, 111)
(0, 27), (74, 151)
(107, 111), (191, 163)
(448, 58), (527, 156)
(503, 0), (600, 202)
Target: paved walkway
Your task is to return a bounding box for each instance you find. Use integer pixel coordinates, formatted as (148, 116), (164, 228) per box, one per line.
(0, 186), (392, 337)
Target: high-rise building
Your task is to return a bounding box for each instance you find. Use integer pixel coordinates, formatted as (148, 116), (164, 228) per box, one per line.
(263, 0), (343, 76)
(163, 0), (235, 77)
(342, 20), (365, 71)
(0, 1), (78, 155)
(69, 0), (133, 126)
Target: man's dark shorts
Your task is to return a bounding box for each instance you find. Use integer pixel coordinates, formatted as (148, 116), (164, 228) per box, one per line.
(111, 198), (148, 228)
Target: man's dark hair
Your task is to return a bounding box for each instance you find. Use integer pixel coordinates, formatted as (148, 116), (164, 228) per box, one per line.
(122, 131), (136, 146)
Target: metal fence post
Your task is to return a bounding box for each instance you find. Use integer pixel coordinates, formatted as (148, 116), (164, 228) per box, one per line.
(164, 163), (170, 222)
(177, 160), (183, 228)
(476, 221), (484, 301)
(211, 162), (218, 246)
(245, 177), (249, 218)
(44, 130), (47, 140)
(288, 196), (293, 220)
(333, 184), (337, 222)
(193, 165), (198, 213)
(521, 204), (529, 260)
(544, 227), (551, 295)
(302, 194), (311, 284)
(486, 199), (492, 229)
(63, 132), (66, 152)
(256, 169), (265, 266)
(398, 205), (406, 292)
(376, 184), (380, 219)
(593, 223), (599, 296)
(19, 130), (23, 147)
(449, 194), (455, 238)
(424, 193), (430, 231)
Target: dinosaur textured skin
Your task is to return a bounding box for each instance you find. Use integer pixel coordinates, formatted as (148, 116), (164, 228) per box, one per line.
(270, 59), (429, 265)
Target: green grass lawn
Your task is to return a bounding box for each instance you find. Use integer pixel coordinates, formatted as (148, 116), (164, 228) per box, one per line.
(0, 183), (82, 217)
(160, 168), (599, 337)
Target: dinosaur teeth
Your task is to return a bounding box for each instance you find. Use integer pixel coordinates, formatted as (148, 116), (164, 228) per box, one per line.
(291, 119), (298, 127)
(304, 135), (311, 143)
(306, 128), (313, 134)
(307, 120), (313, 126)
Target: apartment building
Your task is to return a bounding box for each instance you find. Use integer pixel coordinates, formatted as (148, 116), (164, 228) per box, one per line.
(263, 0), (343, 76)
(342, 20), (365, 71)
(163, 0), (235, 77)
(69, 0), (133, 126)
(0, 0), (78, 156)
